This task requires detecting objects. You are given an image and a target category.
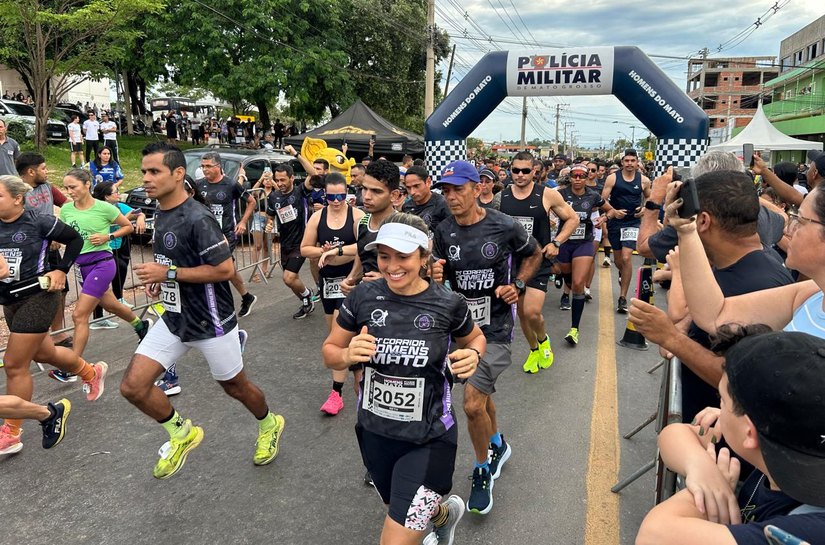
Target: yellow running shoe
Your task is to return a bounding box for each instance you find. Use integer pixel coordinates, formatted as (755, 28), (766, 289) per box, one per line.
(522, 350), (540, 374)
(153, 420), (204, 480)
(253, 414), (285, 466)
(564, 328), (579, 346)
(538, 337), (554, 368)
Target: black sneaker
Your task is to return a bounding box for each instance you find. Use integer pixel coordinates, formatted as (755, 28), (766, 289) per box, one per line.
(292, 297), (315, 320)
(467, 466), (494, 515)
(310, 289), (321, 303)
(48, 370), (77, 383)
(617, 296), (628, 314)
(553, 275), (563, 289)
(489, 436), (512, 480)
(41, 399), (71, 449)
(584, 289), (592, 302)
(136, 319), (153, 341)
(364, 471), (374, 487)
(559, 293), (571, 310)
(239, 293), (257, 318)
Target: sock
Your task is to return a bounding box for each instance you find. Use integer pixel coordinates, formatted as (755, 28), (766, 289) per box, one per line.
(40, 403), (57, 423)
(243, 292), (253, 301)
(474, 460), (490, 472)
(5, 419), (22, 436)
(490, 432), (502, 448)
(572, 293), (586, 328)
(258, 410), (277, 432)
(563, 273), (573, 288)
(431, 504), (449, 527)
(537, 335), (548, 346)
(74, 358), (96, 382)
(332, 381), (344, 395)
(298, 288), (310, 301)
(167, 362), (177, 378)
(159, 410), (187, 440)
(130, 317), (143, 330)
(604, 246), (612, 258)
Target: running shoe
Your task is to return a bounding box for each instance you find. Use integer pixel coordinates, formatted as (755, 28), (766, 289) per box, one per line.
(467, 466), (494, 515)
(364, 471), (374, 487)
(253, 414), (285, 466)
(602, 256), (611, 268)
(559, 293), (571, 310)
(239, 329), (248, 353)
(118, 298), (134, 308)
(584, 288), (592, 302)
(136, 319), (153, 341)
(49, 369), (78, 383)
(617, 296), (628, 314)
(155, 372), (181, 396)
(431, 495), (466, 545)
(310, 289), (321, 303)
(153, 420), (204, 479)
(82, 361), (108, 401)
(148, 302), (165, 317)
(90, 318), (119, 330)
(320, 391), (344, 416)
(489, 437), (512, 480)
(538, 337), (554, 369)
(54, 337), (74, 348)
(292, 297), (315, 320)
(239, 293), (257, 318)
(41, 399), (71, 449)
(565, 327), (580, 346)
(553, 275), (563, 289)
(521, 350), (539, 374)
(0, 424), (22, 455)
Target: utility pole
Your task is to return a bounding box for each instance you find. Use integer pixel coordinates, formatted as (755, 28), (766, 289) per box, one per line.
(520, 97), (528, 148)
(424, 0), (435, 118)
(443, 44), (457, 96)
(554, 104), (561, 154)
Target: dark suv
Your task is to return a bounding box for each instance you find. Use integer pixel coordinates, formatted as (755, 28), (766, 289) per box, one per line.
(123, 146), (307, 235)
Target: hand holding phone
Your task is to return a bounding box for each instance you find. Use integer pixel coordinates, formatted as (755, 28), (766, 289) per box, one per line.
(677, 178), (700, 219)
(743, 143), (754, 168)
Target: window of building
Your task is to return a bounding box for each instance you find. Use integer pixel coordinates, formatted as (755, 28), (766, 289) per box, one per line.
(740, 95), (760, 109)
(807, 43), (818, 61)
(705, 73), (719, 87)
(781, 57), (791, 71)
(796, 50), (803, 64)
(742, 72), (762, 86)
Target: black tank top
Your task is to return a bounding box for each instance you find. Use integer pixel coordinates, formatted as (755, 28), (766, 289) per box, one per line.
(608, 170), (643, 216)
(499, 183), (552, 246)
(317, 205), (356, 278)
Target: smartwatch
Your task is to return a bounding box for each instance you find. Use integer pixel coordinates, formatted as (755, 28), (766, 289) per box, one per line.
(513, 279), (526, 295)
(109, 234), (115, 241)
(551, 240), (561, 248)
(337, 245), (344, 256)
(166, 265), (178, 282)
(644, 200), (663, 211)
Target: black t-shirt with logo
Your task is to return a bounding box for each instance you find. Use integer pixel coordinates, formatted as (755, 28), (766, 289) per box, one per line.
(338, 279), (474, 444)
(402, 192), (451, 234)
(195, 176), (245, 241)
(153, 198), (236, 342)
(266, 183), (310, 253)
(433, 209), (538, 344)
(558, 186), (604, 242)
(0, 211), (62, 300)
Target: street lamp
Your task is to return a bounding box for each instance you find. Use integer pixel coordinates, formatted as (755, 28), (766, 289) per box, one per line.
(612, 121), (638, 147)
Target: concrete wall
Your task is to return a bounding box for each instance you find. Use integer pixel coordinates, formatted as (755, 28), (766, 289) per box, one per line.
(0, 66), (111, 108)
(779, 15), (825, 71)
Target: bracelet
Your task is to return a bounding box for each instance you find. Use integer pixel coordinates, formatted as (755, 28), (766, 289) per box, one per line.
(468, 347), (481, 360)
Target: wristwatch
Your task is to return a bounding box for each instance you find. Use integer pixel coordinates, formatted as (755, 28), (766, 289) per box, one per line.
(337, 245), (344, 256)
(551, 240), (561, 248)
(644, 200), (663, 211)
(513, 279), (526, 294)
(109, 234), (115, 241)
(166, 265), (178, 282)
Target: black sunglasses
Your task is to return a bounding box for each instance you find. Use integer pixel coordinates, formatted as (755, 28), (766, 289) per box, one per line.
(326, 193), (347, 202)
(589, 168), (597, 172)
(511, 167), (532, 175)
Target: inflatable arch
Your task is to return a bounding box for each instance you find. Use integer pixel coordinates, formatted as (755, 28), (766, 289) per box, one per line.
(425, 46), (709, 179)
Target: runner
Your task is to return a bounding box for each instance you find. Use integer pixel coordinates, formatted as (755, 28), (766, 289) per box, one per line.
(0, 175), (108, 455)
(431, 160), (541, 515)
(499, 151), (579, 374)
(195, 151), (258, 317)
(322, 213), (484, 545)
(265, 162), (316, 319)
(584, 161), (604, 300)
(59, 169), (151, 359)
(121, 142), (284, 479)
(300, 172), (365, 415)
(602, 149), (650, 313)
(476, 168), (501, 210)
(402, 165), (451, 234)
(0, 394), (71, 450)
(556, 164), (617, 345)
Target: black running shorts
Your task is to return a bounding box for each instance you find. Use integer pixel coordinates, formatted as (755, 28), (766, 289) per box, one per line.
(3, 291), (60, 334)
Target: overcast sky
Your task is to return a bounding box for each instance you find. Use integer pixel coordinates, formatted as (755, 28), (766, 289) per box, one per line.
(435, 0), (824, 148)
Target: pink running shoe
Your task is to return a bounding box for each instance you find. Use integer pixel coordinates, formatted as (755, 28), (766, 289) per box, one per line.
(320, 390), (344, 416)
(83, 361), (109, 401)
(0, 424), (22, 455)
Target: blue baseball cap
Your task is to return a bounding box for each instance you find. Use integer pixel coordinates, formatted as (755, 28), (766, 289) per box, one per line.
(434, 160), (480, 187)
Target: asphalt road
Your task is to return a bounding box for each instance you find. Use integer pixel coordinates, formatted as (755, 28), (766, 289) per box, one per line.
(0, 257), (663, 545)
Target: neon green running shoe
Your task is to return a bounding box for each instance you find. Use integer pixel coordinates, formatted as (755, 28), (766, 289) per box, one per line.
(253, 414), (285, 466)
(153, 420), (204, 480)
(538, 337), (554, 369)
(564, 327), (579, 346)
(522, 350), (540, 374)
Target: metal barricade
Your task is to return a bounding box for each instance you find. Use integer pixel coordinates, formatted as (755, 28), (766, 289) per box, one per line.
(230, 187), (278, 283)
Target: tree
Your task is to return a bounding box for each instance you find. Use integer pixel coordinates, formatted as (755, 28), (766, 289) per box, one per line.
(0, 0), (162, 148)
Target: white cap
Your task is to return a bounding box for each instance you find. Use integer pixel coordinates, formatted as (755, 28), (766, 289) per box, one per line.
(364, 223), (429, 254)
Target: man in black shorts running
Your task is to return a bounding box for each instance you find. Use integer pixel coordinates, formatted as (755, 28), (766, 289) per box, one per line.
(432, 160), (541, 516)
(122, 142), (284, 479)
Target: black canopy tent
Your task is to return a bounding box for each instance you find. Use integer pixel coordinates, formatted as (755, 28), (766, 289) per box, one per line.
(284, 99), (424, 160)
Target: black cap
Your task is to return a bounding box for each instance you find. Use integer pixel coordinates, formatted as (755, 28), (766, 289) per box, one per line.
(553, 153), (565, 160)
(725, 331), (825, 506)
(623, 148), (638, 159)
(812, 152), (825, 177)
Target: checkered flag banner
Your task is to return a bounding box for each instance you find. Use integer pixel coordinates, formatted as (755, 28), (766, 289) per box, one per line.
(426, 139), (467, 182)
(654, 138), (708, 177)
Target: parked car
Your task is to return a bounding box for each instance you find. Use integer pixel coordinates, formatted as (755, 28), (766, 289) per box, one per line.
(0, 100), (68, 143)
(123, 147), (306, 240)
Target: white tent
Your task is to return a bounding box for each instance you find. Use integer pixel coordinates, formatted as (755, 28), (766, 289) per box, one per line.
(707, 103), (823, 153)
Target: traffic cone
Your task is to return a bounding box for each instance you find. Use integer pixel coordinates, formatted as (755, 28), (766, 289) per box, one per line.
(617, 265), (653, 351)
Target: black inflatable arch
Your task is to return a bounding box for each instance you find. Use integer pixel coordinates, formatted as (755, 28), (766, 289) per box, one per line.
(425, 46), (709, 178)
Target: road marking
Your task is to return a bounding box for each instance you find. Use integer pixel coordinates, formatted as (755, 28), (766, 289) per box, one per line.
(584, 266), (620, 545)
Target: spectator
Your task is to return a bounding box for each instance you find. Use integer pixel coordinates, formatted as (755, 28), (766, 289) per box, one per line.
(273, 118), (285, 148)
(190, 115), (202, 145)
(0, 119), (21, 176)
(67, 114), (83, 167)
(89, 146), (124, 189)
(82, 111), (101, 165)
(165, 111), (177, 143)
(636, 329), (825, 544)
(99, 112), (119, 164)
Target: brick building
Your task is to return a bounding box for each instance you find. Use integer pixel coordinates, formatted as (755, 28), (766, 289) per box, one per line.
(686, 56), (779, 143)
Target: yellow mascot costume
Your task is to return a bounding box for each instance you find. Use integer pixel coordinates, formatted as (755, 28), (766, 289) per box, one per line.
(300, 137), (356, 185)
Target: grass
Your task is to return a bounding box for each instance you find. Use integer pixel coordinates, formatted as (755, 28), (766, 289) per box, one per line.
(23, 135), (197, 191)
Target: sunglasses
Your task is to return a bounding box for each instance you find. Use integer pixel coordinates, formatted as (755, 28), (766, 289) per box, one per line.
(571, 174), (587, 179)
(326, 193), (347, 202)
(511, 167), (532, 175)
(589, 169), (597, 172)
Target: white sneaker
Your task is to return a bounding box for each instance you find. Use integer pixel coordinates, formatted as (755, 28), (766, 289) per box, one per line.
(118, 298), (134, 309)
(602, 256), (611, 268)
(90, 319), (119, 330)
